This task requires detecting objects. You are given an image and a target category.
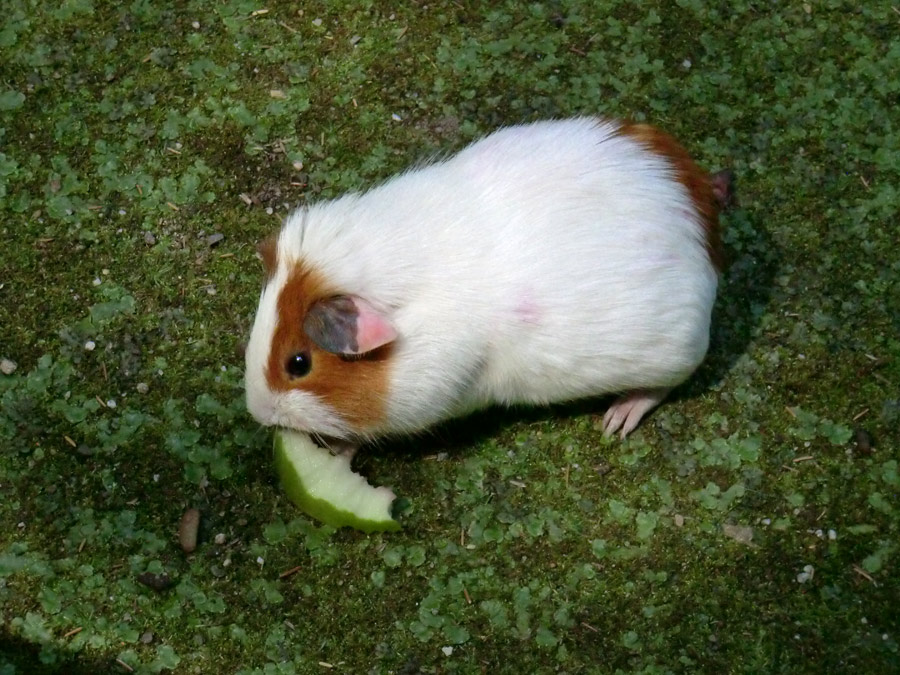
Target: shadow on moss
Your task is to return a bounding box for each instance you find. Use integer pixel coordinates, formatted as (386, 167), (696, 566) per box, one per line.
(1, 633), (110, 675)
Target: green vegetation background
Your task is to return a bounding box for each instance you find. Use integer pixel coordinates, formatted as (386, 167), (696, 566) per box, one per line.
(1, 1), (898, 673)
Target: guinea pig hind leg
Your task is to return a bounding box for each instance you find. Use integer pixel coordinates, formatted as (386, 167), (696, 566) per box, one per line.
(601, 388), (671, 439)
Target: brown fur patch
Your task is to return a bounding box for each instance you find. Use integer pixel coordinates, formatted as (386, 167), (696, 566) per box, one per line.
(258, 235), (279, 283)
(617, 122), (725, 272)
(266, 265), (391, 432)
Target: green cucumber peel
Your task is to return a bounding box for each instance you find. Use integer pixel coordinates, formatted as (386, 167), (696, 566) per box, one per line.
(273, 429), (401, 533)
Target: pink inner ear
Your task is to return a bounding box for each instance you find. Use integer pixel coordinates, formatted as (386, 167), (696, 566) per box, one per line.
(351, 297), (397, 353)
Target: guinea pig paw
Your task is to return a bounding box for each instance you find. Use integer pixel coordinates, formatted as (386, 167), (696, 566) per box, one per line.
(602, 388), (671, 439)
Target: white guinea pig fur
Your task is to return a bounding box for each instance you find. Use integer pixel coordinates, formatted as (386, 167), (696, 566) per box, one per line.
(244, 117), (733, 443)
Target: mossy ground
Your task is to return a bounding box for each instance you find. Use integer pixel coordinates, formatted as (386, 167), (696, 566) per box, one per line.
(1, 1), (898, 673)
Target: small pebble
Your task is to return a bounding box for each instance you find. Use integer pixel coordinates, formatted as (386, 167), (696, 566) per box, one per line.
(828, 529), (837, 540)
(143, 231), (157, 246)
(140, 631), (154, 644)
(106, 399), (117, 409)
(92, 277), (102, 286)
(179, 508), (201, 553)
(391, 113), (402, 122)
(136, 572), (174, 592)
(206, 233), (225, 247)
(192, 21), (200, 29)
(136, 382), (149, 394)
(796, 564), (814, 584)
(235, 342), (248, 359)
(0, 358), (16, 375)
(312, 18), (322, 26)
(84, 340), (96, 351)
(854, 428), (873, 453)
(674, 514), (685, 527)
(214, 533), (226, 545)
(441, 646), (453, 656)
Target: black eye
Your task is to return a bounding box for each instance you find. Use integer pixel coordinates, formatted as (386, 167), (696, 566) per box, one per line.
(285, 352), (312, 378)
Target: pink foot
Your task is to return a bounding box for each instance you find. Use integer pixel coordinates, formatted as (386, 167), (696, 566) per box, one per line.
(602, 388), (671, 439)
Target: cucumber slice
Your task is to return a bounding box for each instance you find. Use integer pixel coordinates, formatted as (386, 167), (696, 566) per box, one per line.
(273, 429), (401, 533)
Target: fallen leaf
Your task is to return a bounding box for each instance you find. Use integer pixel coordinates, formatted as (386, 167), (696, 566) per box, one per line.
(722, 523), (754, 545)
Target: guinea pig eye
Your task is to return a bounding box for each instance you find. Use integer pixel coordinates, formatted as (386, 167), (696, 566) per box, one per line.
(285, 351), (312, 378)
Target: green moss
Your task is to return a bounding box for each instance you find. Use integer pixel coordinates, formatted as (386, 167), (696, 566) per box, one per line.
(2, 1), (898, 673)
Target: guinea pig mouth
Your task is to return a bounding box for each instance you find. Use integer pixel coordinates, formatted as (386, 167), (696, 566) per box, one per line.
(270, 428), (357, 457)
(265, 392), (355, 440)
(310, 433), (358, 457)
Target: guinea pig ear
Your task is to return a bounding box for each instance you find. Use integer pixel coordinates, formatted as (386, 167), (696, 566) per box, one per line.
(304, 295), (397, 355)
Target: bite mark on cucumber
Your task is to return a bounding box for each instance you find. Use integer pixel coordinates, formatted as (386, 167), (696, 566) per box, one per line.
(273, 429), (401, 533)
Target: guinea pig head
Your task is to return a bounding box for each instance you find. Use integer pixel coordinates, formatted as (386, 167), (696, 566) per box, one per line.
(245, 246), (397, 439)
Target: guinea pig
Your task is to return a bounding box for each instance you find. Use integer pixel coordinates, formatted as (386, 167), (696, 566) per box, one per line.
(244, 117), (734, 445)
